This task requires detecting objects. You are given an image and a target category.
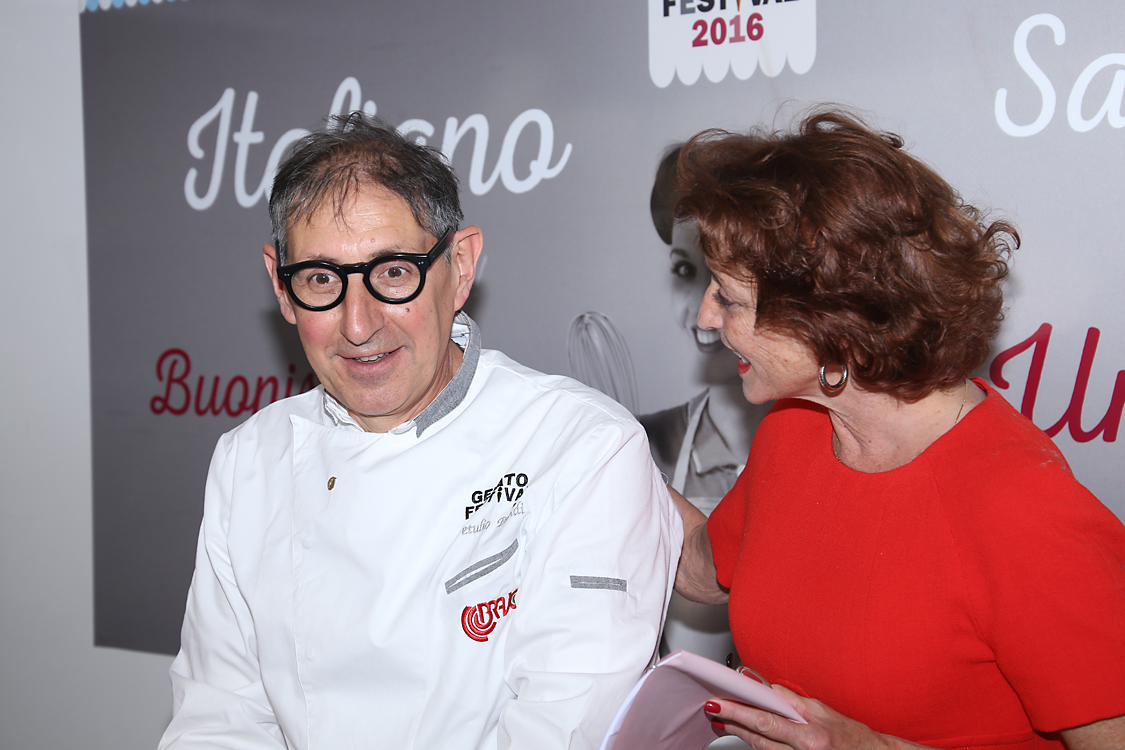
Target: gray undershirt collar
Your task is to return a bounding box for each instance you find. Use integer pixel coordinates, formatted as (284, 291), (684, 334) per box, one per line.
(412, 311), (480, 436)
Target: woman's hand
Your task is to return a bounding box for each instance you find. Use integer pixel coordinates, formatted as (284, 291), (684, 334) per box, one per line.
(705, 688), (1125, 750)
(704, 685), (930, 750)
(668, 486), (728, 605)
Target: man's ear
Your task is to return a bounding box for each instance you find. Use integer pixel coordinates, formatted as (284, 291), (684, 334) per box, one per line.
(449, 225), (483, 311)
(263, 243), (297, 325)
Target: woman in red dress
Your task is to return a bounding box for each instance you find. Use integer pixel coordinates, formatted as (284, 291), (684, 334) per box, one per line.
(670, 107), (1125, 750)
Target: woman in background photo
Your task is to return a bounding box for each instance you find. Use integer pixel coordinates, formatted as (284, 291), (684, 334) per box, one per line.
(642, 146), (770, 663)
(642, 146), (768, 517)
(671, 107), (1125, 750)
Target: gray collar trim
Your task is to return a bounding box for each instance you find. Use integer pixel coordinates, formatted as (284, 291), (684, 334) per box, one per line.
(413, 311), (480, 437)
(322, 387), (361, 430)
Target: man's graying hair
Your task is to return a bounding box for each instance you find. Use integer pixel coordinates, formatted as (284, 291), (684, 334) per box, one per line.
(269, 112), (463, 265)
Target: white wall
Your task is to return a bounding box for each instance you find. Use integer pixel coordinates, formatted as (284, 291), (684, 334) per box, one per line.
(0, 1), (173, 747)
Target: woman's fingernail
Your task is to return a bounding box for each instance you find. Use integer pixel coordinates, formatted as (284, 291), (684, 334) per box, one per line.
(711, 720), (726, 733)
(704, 701), (722, 714)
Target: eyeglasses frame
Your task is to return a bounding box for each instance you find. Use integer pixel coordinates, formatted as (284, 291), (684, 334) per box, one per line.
(277, 228), (455, 311)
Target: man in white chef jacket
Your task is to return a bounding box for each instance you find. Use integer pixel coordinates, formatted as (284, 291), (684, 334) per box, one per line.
(158, 113), (682, 750)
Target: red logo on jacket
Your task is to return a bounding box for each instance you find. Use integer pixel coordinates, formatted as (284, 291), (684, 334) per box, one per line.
(462, 590), (518, 642)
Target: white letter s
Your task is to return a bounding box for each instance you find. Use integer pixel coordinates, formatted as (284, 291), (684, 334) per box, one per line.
(995, 14), (1064, 138)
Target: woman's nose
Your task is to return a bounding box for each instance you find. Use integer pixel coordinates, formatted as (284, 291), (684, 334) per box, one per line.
(697, 280), (722, 331)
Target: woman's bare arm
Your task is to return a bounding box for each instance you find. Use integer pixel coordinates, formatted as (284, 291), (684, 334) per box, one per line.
(668, 486), (729, 605)
(1060, 714), (1125, 750)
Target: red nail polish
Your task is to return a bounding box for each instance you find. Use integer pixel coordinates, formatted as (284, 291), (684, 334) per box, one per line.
(704, 701), (722, 714)
(711, 720), (726, 734)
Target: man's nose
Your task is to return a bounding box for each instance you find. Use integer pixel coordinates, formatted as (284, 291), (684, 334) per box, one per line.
(340, 278), (386, 345)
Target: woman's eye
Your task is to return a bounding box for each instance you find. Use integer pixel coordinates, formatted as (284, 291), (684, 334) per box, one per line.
(713, 289), (734, 308)
(672, 260), (697, 279)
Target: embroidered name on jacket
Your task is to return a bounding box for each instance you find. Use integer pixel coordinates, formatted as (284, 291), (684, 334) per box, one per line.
(462, 590), (518, 642)
(465, 472), (528, 519)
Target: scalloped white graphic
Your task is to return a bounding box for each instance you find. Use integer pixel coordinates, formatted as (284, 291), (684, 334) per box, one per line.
(80, 0), (184, 12)
(649, 0), (816, 87)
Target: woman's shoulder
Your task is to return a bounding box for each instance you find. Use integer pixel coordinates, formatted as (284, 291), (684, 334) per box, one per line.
(927, 380), (1113, 529)
(942, 380), (1074, 483)
(739, 399), (831, 468)
(759, 398), (830, 438)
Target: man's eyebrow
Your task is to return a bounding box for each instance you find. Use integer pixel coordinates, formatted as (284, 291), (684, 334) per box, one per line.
(300, 243), (416, 264)
(368, 243), (421, 258)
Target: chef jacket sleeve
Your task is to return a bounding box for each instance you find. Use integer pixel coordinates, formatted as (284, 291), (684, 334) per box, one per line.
(496, 419), (682, 750)
(158, 436), (286, 750)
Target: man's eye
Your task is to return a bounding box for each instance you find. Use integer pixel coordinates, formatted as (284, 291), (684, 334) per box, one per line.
(295, 268), (340, 287)
(672, 260), (697, 280)
(374, 262), (418, 288)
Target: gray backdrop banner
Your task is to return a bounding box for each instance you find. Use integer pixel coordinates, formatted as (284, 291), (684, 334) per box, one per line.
(82, 0), (1125, 654)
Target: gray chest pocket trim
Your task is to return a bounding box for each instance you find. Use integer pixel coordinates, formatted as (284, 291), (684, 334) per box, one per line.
(570, 576), (627, 592)
(445, 539), (519, 594)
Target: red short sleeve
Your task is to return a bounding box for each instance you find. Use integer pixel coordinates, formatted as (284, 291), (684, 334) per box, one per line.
(941, 451), (1125, 731)
(708, 469), (750, 591)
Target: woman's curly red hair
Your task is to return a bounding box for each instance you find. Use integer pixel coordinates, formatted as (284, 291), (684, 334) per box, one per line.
(676, 108), (1017, 401)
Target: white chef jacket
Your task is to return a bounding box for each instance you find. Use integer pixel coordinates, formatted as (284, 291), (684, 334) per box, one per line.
(159, 314), (681, 750)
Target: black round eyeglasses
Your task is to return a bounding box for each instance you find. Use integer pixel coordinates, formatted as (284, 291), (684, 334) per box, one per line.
(277, 228), (454, 311)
